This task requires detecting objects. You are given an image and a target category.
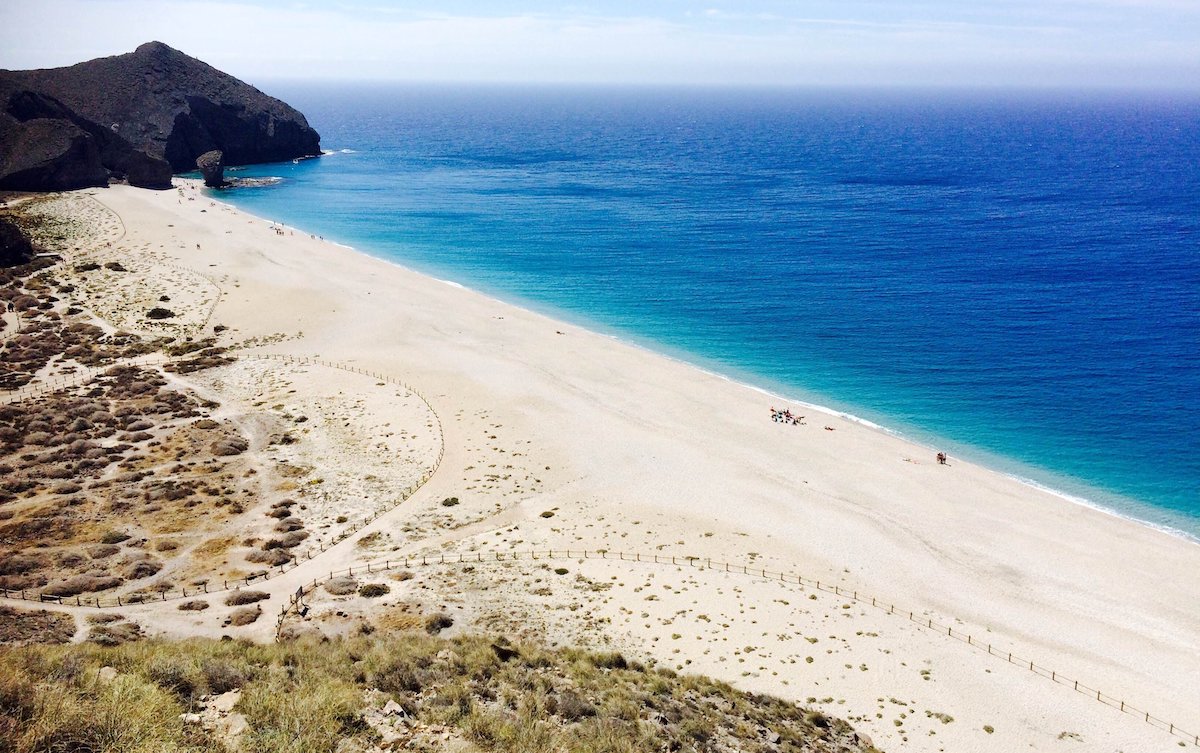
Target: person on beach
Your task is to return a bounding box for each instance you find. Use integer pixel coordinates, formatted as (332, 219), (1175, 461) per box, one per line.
(937, 452), (947, 465)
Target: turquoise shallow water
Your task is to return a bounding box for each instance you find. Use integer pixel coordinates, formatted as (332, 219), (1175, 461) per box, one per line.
(210, 86), (1200, 539)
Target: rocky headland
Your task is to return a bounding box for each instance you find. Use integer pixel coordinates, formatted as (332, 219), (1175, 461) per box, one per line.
(0, 42), (320, 192)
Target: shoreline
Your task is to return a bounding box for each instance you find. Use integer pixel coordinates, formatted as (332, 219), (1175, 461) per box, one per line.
(207, 182), (1200, 546)
(56, 179), (1197, 751)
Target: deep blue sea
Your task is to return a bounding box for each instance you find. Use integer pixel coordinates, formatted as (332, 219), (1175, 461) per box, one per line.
(211, 86), (1200, 539)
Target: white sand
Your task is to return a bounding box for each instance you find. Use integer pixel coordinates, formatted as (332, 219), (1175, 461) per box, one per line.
(48, 182), (1200, 752)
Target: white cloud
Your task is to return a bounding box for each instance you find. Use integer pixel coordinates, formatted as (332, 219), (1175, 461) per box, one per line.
(0, 0), (1196, 88)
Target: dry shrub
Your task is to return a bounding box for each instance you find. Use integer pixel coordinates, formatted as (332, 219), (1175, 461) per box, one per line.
(264, 529), (307, 546)
(55, 551), (86, 569)
(123, 559), (163, 580)
(425, 613), (454, 634)
(228, 607), (260, 626)
(273, 517), (304, 532)
(358, 583), (389, 598)
(87, 621), (142, 645)
(211, 438), (248, 456)
(588, 651), (628, 670)
(0, 552), (48, 576)
(224, 590), (269, 607)
(43, 573), (122, 597)
(145, 655), (201, 700)
(202, 659), (248, 694)
(323, 577), (358, 596)
(177, 600), (210, 611)
(246, 548), (291, 566)
(0, 605), (74, 645)
(276, 531), (308, 548)
(557, 689), (598, 721)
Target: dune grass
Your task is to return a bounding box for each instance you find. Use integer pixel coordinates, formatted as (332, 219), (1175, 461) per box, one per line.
(0, 632), (879, 753)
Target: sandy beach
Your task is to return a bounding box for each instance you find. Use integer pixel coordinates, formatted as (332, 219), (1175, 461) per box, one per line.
(5, 180), (1198, 752)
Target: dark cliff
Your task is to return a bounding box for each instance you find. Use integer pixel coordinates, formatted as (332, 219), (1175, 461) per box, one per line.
(0, 86), (173, 191)
(0, 41), (321, 191)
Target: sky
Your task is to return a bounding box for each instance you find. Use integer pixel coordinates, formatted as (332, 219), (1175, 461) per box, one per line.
(1, 0), (1198, 89)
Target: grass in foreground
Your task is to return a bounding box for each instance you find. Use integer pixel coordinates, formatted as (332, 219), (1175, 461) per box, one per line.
(0, 631), (879, 753)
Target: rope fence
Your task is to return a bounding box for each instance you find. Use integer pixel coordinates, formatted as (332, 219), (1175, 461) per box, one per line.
(274, 547), (1199, 748)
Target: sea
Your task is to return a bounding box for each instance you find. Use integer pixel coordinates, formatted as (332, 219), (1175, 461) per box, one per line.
(207, 85), (1200, 541)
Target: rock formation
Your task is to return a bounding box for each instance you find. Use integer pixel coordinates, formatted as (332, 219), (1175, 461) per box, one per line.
(0, 86), (173, 191)
(196, 149), (225, 188)
(0, 41), (321, 192)
(0, 217), (34, 267)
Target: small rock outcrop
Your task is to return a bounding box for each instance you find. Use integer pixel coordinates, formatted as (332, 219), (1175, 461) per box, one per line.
(196, 149), (225, 187)
(0, 41), (321, 192)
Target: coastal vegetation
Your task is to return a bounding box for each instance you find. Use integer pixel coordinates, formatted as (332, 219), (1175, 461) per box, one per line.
(0, 630), (879, 753)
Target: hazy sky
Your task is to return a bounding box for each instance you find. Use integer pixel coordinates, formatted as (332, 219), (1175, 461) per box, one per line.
(2, 0), (1197, 88)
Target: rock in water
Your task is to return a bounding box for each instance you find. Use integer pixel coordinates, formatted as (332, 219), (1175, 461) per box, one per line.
(196, 149), (225, 187)
(0, 41), (321, 191)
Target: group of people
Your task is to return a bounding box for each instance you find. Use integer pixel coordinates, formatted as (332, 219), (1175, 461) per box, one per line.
(769, 407), (804, 425)
(770, 404), (949, 466)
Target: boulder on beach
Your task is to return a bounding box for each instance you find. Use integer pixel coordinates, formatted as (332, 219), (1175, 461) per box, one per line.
(196, 149), (225, 187)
